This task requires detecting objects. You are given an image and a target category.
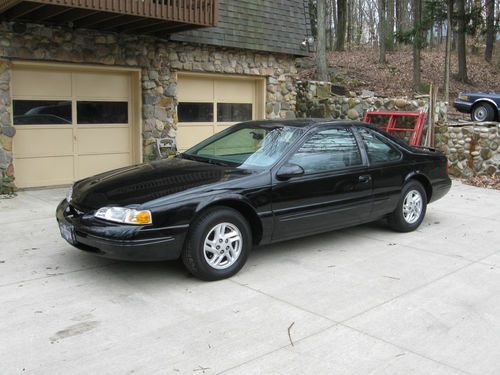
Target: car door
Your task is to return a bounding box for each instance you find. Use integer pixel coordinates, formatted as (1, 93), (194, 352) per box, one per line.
(271, 126), (373, 241)
(355, 127), (410, 220)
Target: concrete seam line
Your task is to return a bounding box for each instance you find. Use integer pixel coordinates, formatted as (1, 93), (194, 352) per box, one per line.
(339, 323), (474, 375)
(216, 321), (339, 375)
(229, 278), (338, 323)
(0, 261), (118, 289)
(338, 250), (498, 325)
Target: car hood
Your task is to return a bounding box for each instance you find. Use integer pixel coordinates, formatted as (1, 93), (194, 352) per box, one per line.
(71, 158), (254, 210)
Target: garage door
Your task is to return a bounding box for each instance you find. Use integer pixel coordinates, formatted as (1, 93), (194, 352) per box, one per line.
(176, 74), (264, 151)
(12, 66), (137, 188)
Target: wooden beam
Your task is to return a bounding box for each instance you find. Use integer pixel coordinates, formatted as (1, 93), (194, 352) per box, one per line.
(99, 15), (143, 30)
(24, 4), (73, 21)
(117, 19), (165, 33)
(134, 21), (188, 34)
(50, 7), (96, 22)
(73, 12), (122, 28)
(4, 2), (45, 19)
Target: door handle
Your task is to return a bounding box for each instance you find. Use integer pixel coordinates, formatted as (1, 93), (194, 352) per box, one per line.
(358, 175), (371, 183)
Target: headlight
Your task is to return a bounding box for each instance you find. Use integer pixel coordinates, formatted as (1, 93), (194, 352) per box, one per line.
(458, 94), (469, 100)
(66, 186), (73, 203)
(94, 207), (152, 225)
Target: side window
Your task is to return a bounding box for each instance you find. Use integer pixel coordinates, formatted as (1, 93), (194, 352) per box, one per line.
(289, 128), (362, 174)
(359, 128), (401, 164)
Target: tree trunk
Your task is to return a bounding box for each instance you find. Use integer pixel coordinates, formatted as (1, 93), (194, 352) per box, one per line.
(457, 0), (468, 82)
(396, 0), (402, 38)
(356, 0), (364, 45)
(444, 0), (453, 102)
(413, 0), (422, 92)
(316, 0), (329, 81)
(485, 0), (495, 61)
(336, 0), (347, 51)
(347, 0), (353, 49)
(437, 18), (443, 51)
(387, 0), (395, 50)
(379, 0), (387, 63)
(330, 0), (337, 48)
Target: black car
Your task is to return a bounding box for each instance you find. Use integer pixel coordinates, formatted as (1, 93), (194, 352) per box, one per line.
(453, 92), (500, 122)
(57, 119), (451, 280)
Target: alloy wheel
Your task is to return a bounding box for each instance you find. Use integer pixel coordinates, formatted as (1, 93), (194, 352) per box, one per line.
(203, 222), (243, 270)
(402, 190), (423, 224)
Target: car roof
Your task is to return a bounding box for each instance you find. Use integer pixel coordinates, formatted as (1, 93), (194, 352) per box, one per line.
(240, 119), (369, 129)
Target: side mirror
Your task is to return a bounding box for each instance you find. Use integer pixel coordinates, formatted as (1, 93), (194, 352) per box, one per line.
(276, 163), (305, 180)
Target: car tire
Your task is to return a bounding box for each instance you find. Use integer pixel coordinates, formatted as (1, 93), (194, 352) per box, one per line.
(388, 180), (427, 232)
(182, 207), (251, 281)
(471, 103), (496, 122)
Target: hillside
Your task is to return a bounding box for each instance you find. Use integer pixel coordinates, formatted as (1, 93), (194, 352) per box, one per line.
(298, 46), (500, 118)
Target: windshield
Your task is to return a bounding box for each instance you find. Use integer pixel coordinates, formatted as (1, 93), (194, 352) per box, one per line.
(183, 124), (304, 169)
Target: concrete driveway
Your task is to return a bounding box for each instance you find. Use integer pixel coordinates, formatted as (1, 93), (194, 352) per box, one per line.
(1, 181), (499, 375)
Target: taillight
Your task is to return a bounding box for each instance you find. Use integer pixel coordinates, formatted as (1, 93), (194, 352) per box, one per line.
(445, 160), (449, 175)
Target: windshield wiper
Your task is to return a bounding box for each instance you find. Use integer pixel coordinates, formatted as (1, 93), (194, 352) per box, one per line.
(180, 153), (232, 167)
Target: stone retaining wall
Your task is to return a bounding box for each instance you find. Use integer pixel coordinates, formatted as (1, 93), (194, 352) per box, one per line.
(0, 21), (298, 193)
(296, 80), (447, 123)
(435, 124), (500, 178)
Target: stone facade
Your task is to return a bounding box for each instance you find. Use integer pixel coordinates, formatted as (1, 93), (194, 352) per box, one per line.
(0, 60), (15, 193)
(435, 124), (500, 178)
(0, 21), (298, 193)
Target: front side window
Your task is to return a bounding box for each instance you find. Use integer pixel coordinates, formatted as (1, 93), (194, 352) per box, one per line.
(359, 128), (401, 164)
(289, 128), (362, 174)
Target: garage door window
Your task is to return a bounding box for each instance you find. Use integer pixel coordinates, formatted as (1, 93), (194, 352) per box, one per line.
(77, 101), (128, 124)
(178, 102), (214, 122)
(13, 100), (72, 125)
(217, 103), (252, 122)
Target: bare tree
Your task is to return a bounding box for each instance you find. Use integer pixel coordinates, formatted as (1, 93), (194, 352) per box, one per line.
(330, 0), (337, 49)
(387, 0), (395, 49)
(456, 0), (468, 82)
(444, 0), (453, 102)
(316, 0), (329, 81)
(413, 0), (423, 91)
(379, 0), (387, 63)
(336, 0), (347, 50)
(485, 0), (495, 62)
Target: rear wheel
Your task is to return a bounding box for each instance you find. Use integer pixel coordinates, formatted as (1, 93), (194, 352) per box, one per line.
(182, 207), (251, 281)
(471, 103), (496, 122)
(388, 180), (427, 232)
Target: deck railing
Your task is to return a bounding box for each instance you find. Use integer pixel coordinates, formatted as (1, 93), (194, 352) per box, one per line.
(0, 0), (218, 26)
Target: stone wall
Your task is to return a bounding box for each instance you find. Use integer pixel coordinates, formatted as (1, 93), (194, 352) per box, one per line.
(0, 60), (14, 193)
(296, 80), (446, 123)
(0, 21), (298, 192)
(435, 124), (500, 178)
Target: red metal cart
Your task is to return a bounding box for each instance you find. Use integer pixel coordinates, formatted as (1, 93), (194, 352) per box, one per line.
(362, 111), (427, 146)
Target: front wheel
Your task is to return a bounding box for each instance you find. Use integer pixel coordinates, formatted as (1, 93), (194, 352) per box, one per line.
(471, 103), (496, 122)
(182, 207), (251, 281)
(388, 180), (427, 232)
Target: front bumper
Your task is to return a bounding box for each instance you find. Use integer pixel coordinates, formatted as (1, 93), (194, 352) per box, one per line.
(453, 99), (473, 114)
(56, 200), (188, 261)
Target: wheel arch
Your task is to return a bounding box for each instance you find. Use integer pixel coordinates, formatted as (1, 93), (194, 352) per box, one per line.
(195, 197), (263, 245)
(405, 172), (432, 202)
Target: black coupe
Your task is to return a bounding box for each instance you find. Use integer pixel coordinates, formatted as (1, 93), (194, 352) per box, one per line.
(57, 119), (451, 280)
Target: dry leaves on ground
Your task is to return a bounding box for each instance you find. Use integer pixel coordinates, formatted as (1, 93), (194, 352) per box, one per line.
(462, 176), (500, 190)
